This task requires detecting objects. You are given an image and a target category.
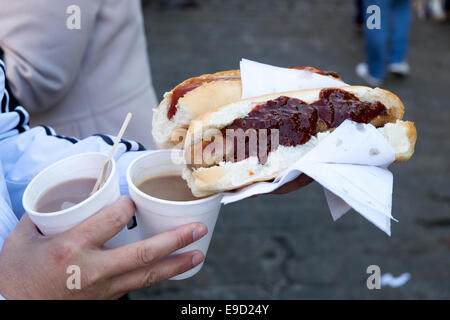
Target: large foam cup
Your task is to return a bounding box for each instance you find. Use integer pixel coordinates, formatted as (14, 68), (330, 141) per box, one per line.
(127, 150), (222, 280)
(23, 152), (127, 248)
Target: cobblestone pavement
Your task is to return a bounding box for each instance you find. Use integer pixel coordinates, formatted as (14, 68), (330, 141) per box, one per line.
(130, 0), (450, 299)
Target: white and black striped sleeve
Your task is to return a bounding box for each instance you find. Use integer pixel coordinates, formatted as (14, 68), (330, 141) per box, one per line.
(0, 56), (30, 139)
(0, 56), (146, 216)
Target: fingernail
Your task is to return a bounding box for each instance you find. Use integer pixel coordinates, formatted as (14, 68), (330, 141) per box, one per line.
(192, 252), (204, 266)
(192, 224), (207, 241)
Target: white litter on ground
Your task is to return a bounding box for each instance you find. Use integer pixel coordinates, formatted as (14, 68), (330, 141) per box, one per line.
(381, 273), (411, 288)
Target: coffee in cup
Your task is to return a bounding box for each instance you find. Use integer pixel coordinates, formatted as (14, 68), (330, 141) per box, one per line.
(23, 152), (128, 248)
(127, 150), (223, 280)
(137, 172), (199, 202)
(35, 177), (97, 213)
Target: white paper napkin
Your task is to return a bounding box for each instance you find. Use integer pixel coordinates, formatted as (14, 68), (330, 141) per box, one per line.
(220, 59), (397, 235)
(240, 58), (348, 99)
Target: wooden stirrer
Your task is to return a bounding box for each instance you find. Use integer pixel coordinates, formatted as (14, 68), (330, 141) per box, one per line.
(91, 113), (133, 195)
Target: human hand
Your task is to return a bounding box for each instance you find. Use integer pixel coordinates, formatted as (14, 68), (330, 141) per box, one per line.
(248, 174), (313, 198)
(270, 174), (313, 194)
(0, 196), (207, 299)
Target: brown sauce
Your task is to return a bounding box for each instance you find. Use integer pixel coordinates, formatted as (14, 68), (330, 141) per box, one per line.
(208, 88), (387, 163)
(167, 67), (340, 120)
(168, 76), (240, 119)
(288, 66), (340, 78)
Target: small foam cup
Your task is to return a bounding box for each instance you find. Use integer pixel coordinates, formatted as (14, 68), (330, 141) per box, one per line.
(127, 150), (222, 280)
(23, 152), (127, 248)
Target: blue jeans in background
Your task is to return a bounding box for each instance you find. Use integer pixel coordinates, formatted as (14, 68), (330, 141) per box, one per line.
(363, 0), (411, 79)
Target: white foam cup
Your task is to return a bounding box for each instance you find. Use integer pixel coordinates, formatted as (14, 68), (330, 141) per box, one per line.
(127, 150), (222, 280)
(23, 152), (127, 248)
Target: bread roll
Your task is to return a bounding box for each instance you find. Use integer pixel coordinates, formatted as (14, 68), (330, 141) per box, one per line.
(152, 68), (344, 149)
(182, 86), (416, 197)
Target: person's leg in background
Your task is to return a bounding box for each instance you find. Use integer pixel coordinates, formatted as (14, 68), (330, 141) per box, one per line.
(356, 0), (390, 85)
(355, 0), (364, 33)
(387, 0), (411, 75)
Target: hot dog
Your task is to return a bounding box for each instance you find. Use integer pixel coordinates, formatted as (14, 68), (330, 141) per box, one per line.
(152, 67), (344, 149)
(182, 86), (417, 197)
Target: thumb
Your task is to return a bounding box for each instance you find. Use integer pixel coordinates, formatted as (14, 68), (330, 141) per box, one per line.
(64, 196), (136, 247)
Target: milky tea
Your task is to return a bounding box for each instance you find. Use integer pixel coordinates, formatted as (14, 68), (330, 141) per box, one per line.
(137, 172), (198, 202)
(35, 178), (97, 213)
